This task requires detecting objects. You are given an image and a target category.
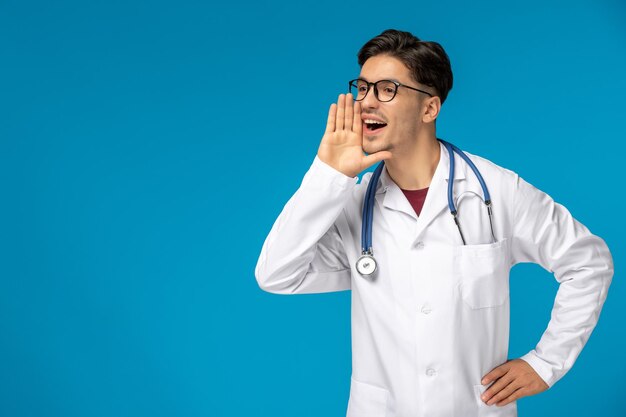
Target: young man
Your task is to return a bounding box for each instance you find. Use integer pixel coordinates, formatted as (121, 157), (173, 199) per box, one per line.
(255, 29), (613, 417)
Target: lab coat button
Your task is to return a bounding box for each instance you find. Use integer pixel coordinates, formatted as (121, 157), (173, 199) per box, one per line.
(421, 304), (432, 314)
(415, 241), (425, 249)
(426, 368), (437, 377)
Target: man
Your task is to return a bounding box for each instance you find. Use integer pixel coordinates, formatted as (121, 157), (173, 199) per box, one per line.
(255, 29), (613, 417)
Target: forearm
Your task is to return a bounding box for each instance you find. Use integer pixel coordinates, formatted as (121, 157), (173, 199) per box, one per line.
(520, 235), (613, 387)
(511, 175), (614, 387)
(255, 156), (358, 294)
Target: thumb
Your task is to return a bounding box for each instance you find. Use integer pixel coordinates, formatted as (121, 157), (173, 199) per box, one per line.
(362, 151), (392, 170)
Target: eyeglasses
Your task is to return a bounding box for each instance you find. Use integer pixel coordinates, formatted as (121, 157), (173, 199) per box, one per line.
(348, 78), (433, 102)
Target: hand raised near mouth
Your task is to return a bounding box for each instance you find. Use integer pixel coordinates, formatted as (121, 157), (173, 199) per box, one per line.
(317, 93), (392, 178)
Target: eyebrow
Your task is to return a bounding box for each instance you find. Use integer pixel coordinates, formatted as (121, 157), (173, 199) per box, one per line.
(359, 77), (402, 84)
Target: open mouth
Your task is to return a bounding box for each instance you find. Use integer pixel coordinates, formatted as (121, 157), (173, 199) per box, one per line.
(364, 121), (388, 135)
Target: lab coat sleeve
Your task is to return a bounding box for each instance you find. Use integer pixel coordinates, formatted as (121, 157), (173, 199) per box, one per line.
(255, 155), (358, 294)
(510, 175), (613, 388)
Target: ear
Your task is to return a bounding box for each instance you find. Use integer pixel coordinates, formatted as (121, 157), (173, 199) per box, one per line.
(421, 96), (441, 124)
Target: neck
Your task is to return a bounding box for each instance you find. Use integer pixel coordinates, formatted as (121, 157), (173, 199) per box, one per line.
(385, 131), (440, 190)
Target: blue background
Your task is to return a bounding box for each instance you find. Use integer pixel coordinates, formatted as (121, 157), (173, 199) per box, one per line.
(1, 0), (624, 415)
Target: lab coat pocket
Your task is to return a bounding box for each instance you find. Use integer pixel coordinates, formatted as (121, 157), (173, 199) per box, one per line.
(473, 384), (517, 416)
(457, 238), (510, 309)
(346, 376), (389, 417)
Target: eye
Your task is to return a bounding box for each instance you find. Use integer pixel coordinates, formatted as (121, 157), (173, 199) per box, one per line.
(384, 87), (395, 94)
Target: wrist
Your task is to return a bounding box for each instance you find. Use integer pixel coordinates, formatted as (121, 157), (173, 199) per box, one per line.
(315, 155), (357, 179)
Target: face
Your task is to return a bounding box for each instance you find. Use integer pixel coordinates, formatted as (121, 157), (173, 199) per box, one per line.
(358, 54), (435, 156)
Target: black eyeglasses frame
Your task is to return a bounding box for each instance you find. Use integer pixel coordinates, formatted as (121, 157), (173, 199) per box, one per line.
(348, 78), (434, 102)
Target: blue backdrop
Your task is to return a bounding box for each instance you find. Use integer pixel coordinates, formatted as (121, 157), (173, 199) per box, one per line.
(1, 0), (624, 416)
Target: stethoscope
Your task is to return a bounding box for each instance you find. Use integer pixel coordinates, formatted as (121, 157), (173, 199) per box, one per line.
(355, 138), (497, 276)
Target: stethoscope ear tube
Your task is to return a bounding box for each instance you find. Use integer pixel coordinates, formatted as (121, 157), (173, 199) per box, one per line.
(443, 139), (492, 204)
(440, 138), (496, 245)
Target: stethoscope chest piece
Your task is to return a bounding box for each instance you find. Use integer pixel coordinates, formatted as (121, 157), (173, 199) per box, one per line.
(356, 253), (377, 276)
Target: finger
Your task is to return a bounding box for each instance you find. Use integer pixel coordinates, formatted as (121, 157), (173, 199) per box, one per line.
(487, 380), (519, 406)
(482, 363), (509, 385)
(482, 374), (514, 403)
(325, 103), (337, 134)
(496, 386), (526, 407)
(336, 94), (345, 130)
(352, 100), (362, 134)
(361, 151), (392, 170)
(345, 93), (353, 131)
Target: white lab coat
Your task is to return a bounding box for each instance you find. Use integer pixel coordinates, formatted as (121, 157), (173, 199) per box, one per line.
(255, 141), (613, 417)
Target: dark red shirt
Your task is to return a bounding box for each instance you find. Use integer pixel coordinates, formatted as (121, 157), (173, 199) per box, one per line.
(401, 187), (429, 217)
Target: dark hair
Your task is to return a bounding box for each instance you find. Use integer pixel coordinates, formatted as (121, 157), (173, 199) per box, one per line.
(357, 29), (453, 105)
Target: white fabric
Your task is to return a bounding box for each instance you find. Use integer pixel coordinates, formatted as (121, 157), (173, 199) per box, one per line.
(255, 141), (613, 417)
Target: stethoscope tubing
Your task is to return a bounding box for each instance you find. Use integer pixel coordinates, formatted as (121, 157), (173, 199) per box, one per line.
(360, 161), (384, 254)
(440, 139), (491, 211)
(359, 138), (496, 266)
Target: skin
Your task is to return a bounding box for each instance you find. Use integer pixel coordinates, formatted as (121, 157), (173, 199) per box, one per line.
(480, 359), (549, 406)
(317, 53), (549, 406)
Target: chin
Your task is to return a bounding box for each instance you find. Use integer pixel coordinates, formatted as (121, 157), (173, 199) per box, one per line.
(363, 137), (390, 155)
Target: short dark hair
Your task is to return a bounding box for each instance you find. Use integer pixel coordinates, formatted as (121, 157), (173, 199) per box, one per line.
(357, 29), (453, 105)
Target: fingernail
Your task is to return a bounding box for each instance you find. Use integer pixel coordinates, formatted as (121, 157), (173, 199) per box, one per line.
(481, 378), (488, 385)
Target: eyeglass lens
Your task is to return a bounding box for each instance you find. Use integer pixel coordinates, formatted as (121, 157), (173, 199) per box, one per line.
(350, 80), (397, 102)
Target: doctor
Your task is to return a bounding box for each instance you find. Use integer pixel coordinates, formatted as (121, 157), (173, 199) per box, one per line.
(255, 29), (613, 417)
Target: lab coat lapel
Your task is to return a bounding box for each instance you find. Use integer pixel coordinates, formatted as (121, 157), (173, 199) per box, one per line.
(378, 141), (467, 239)
(414, 141), (467, 239)
(376, 142), (466, 237)
(379, 166), (418, 220)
